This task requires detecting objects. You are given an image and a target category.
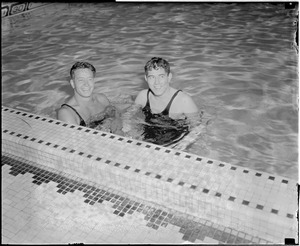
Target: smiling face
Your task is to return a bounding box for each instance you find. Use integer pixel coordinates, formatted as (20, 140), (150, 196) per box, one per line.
(145, 67), (172, 96)
(70, 68), (95, 98)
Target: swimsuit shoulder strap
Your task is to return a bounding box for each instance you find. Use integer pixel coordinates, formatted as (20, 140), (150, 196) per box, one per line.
(161, 90), (182, 116)
(61, 103), (86, 126)
(145, 89), (151, 107)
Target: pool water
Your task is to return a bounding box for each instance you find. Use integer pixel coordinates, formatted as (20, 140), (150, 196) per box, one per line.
(2, 2), (298, 180)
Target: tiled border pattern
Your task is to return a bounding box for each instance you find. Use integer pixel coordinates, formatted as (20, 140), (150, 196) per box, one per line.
(1, 2), (51, 18)
(2, 106), (298, 243)
(2, 153), (271, 244)
(2, 127), (295, 220)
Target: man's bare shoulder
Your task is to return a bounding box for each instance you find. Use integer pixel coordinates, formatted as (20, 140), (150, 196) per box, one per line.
(176, 90), (199, 114)
(135, 89), (148, 105)
(57, 105), (77, 124)
(178, 91), (196, 103)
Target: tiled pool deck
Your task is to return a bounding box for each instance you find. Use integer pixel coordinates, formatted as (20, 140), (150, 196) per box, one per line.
(2, 106), (299, 244)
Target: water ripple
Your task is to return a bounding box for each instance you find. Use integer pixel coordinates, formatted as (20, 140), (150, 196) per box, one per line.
(2, 2), (298, 179)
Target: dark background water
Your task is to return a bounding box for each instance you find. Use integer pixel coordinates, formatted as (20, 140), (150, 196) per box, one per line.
(2, 2), (298, 180)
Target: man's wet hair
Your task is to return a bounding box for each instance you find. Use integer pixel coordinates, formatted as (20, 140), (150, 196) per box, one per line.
(144, 57), (171, 76)
(70, 61), (96, 79)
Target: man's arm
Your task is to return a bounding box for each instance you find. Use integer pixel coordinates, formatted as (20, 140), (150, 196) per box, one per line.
(121, 90), (147, 133)
(169, 93), (204, 150)
(180, 93), (201, 128)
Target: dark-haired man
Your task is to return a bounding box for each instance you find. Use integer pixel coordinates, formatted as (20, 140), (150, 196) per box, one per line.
(122, 57), (201, 146)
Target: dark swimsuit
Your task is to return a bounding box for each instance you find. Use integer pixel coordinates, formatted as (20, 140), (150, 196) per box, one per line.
(141, 90), (189, 146)
(61, 104), (86, 126)
(61, 103), (112, 130)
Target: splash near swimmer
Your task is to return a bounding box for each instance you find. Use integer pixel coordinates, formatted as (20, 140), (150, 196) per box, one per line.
(121, 103), (204, 149)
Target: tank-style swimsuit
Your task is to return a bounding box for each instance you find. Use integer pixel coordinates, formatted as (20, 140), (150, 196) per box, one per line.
(61, 104), (86, 126)
(141, 89), (189, 146)
(60, 104), (113, 130)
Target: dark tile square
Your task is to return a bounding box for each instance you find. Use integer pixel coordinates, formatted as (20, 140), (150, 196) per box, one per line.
(228, 196), (236, 201)
(146, 222), (153, 227)
(197, 227), (209, 241)
(215, 192), (222, 197)
(152, 224), (159, 230)
(158, 215), (165, 221)
(161, 221), (168, 227)
(150, 217), (156, 223)
(242, 200), (250, 206)
(235, 236), (244, 244)
(206, 227), (216, 238)
(212, 229), (223, 241)
(226, 234), (236, 244)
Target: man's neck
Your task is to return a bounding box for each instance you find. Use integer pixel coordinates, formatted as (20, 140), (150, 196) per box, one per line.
(151, 87), (173, 101)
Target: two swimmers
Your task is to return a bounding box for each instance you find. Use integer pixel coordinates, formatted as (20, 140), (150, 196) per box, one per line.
(57, 58), (200, 145)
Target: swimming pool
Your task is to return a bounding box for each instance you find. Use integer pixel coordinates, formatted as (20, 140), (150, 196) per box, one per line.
(2, 2), (298, 181)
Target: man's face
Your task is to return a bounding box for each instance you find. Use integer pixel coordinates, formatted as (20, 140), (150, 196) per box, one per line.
(145, 67), (172, 96)
(71, 68), (95, 98)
